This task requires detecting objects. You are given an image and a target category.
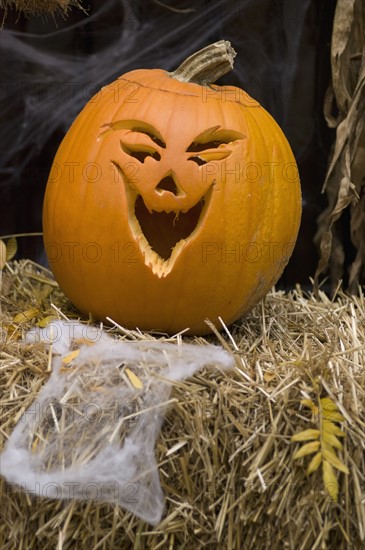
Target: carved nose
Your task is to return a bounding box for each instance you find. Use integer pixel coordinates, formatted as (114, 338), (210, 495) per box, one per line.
(156, 173), (181, 196)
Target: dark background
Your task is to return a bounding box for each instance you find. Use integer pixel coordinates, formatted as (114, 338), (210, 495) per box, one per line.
(0, 0), (337, 287)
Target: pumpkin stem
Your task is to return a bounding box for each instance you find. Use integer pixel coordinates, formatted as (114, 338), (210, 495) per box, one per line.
(170, 40), (236, 85)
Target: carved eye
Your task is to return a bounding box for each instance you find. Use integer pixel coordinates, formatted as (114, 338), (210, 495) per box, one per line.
(118, 123), (166, 163)
(131, 127), (165, 149)
(120, 141), (161, 163)
(102, 120), (166, 163)
(187, 141), (232, 166)
(186, 127), (246, 166)
(188, 156), (207, 167)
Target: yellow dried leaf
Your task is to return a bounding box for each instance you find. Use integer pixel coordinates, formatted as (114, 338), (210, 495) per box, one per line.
(320, 397), (336, 408)
(263, 372), (276, 382)
(291, 429), (320, 442)
(73, 337), (96, 346)
(293, 440), (321, 459)
(125, 368), (143, 390)
(37, 315), (57, 328)
(4, 324), (20, 339)
(322, 445), (349, 474)
(323, 420), (345, 437)
(0, 239), (6, 270)
(320, 397), (345, 422)
(6, 237), (17, 261)
(89, 385), (106, 392)
(320, 397), (337, 414)
(307, 451), (322, 474)
(301, 399), (319, 415)
(62, 349), (80, 365)
(32, 436), (39, 453)
(322, 431), (343, 450)
(13, 308), (39, 323)
(323, 459), (339, 502)
(323, 410), (345, 423)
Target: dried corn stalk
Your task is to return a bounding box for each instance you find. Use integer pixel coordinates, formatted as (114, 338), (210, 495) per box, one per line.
(315, 0), (365, 291)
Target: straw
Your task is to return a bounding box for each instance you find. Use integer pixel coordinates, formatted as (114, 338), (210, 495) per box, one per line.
(1, 260), (364, 549)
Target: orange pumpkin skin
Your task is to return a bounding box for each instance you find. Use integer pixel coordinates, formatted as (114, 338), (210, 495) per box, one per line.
(43, 67), (301, 335)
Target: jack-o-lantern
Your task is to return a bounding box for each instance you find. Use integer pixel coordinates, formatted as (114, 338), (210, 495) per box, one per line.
(43, 41), (301, 335)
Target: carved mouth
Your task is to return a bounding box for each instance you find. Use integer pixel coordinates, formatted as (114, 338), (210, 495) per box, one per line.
(134, 195), (205, 261)
(124, 183), (211, 277)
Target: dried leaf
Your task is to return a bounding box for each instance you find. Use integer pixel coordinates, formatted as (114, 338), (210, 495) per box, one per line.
(291, 429), (320, 442)
(13, 308), (39, 323)
(320, 397), (345, 423)
(301, 399), (319, 415)
(293, 441), (321, 459)
(0, 239), (6, 270)
(323, 459), (339, 502)
(62, 349), (80, 365)
(320, 397), (337, 409)
(322, 410), (346, 423)
(307, 452), (322, 475)
(263, 372), (276, 382)
(293, 392), (348, 504)
(348, 179), (365, 291)
(88, 385), (106, 393)
(322, 445), (349, 474)
(331, 0), (358, 112)
(6, 237), (17, 261)
(73, 337), (96, 346)
(125, 368), (143, 390)
(322, 420), (345, 437)
(322, 431), (343, 450)
(31, 436), (39, 453)
(316, 0), (365, 289)
(4, 323), (20, 340)
(37, 315), (57, 328)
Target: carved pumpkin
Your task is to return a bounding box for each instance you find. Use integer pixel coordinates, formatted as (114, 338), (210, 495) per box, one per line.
(43, 41), (301, 335)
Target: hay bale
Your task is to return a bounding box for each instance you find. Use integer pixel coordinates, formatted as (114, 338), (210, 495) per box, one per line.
(0, 0), (83, 17)
(0, 260), (364, 549)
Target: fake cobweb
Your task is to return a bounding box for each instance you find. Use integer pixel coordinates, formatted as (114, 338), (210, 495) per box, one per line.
(0, 321), (234, 525)
(1, 0), (312, 184)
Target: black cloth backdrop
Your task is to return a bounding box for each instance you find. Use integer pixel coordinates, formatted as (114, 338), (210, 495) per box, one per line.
(0, 0), (336, 287)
